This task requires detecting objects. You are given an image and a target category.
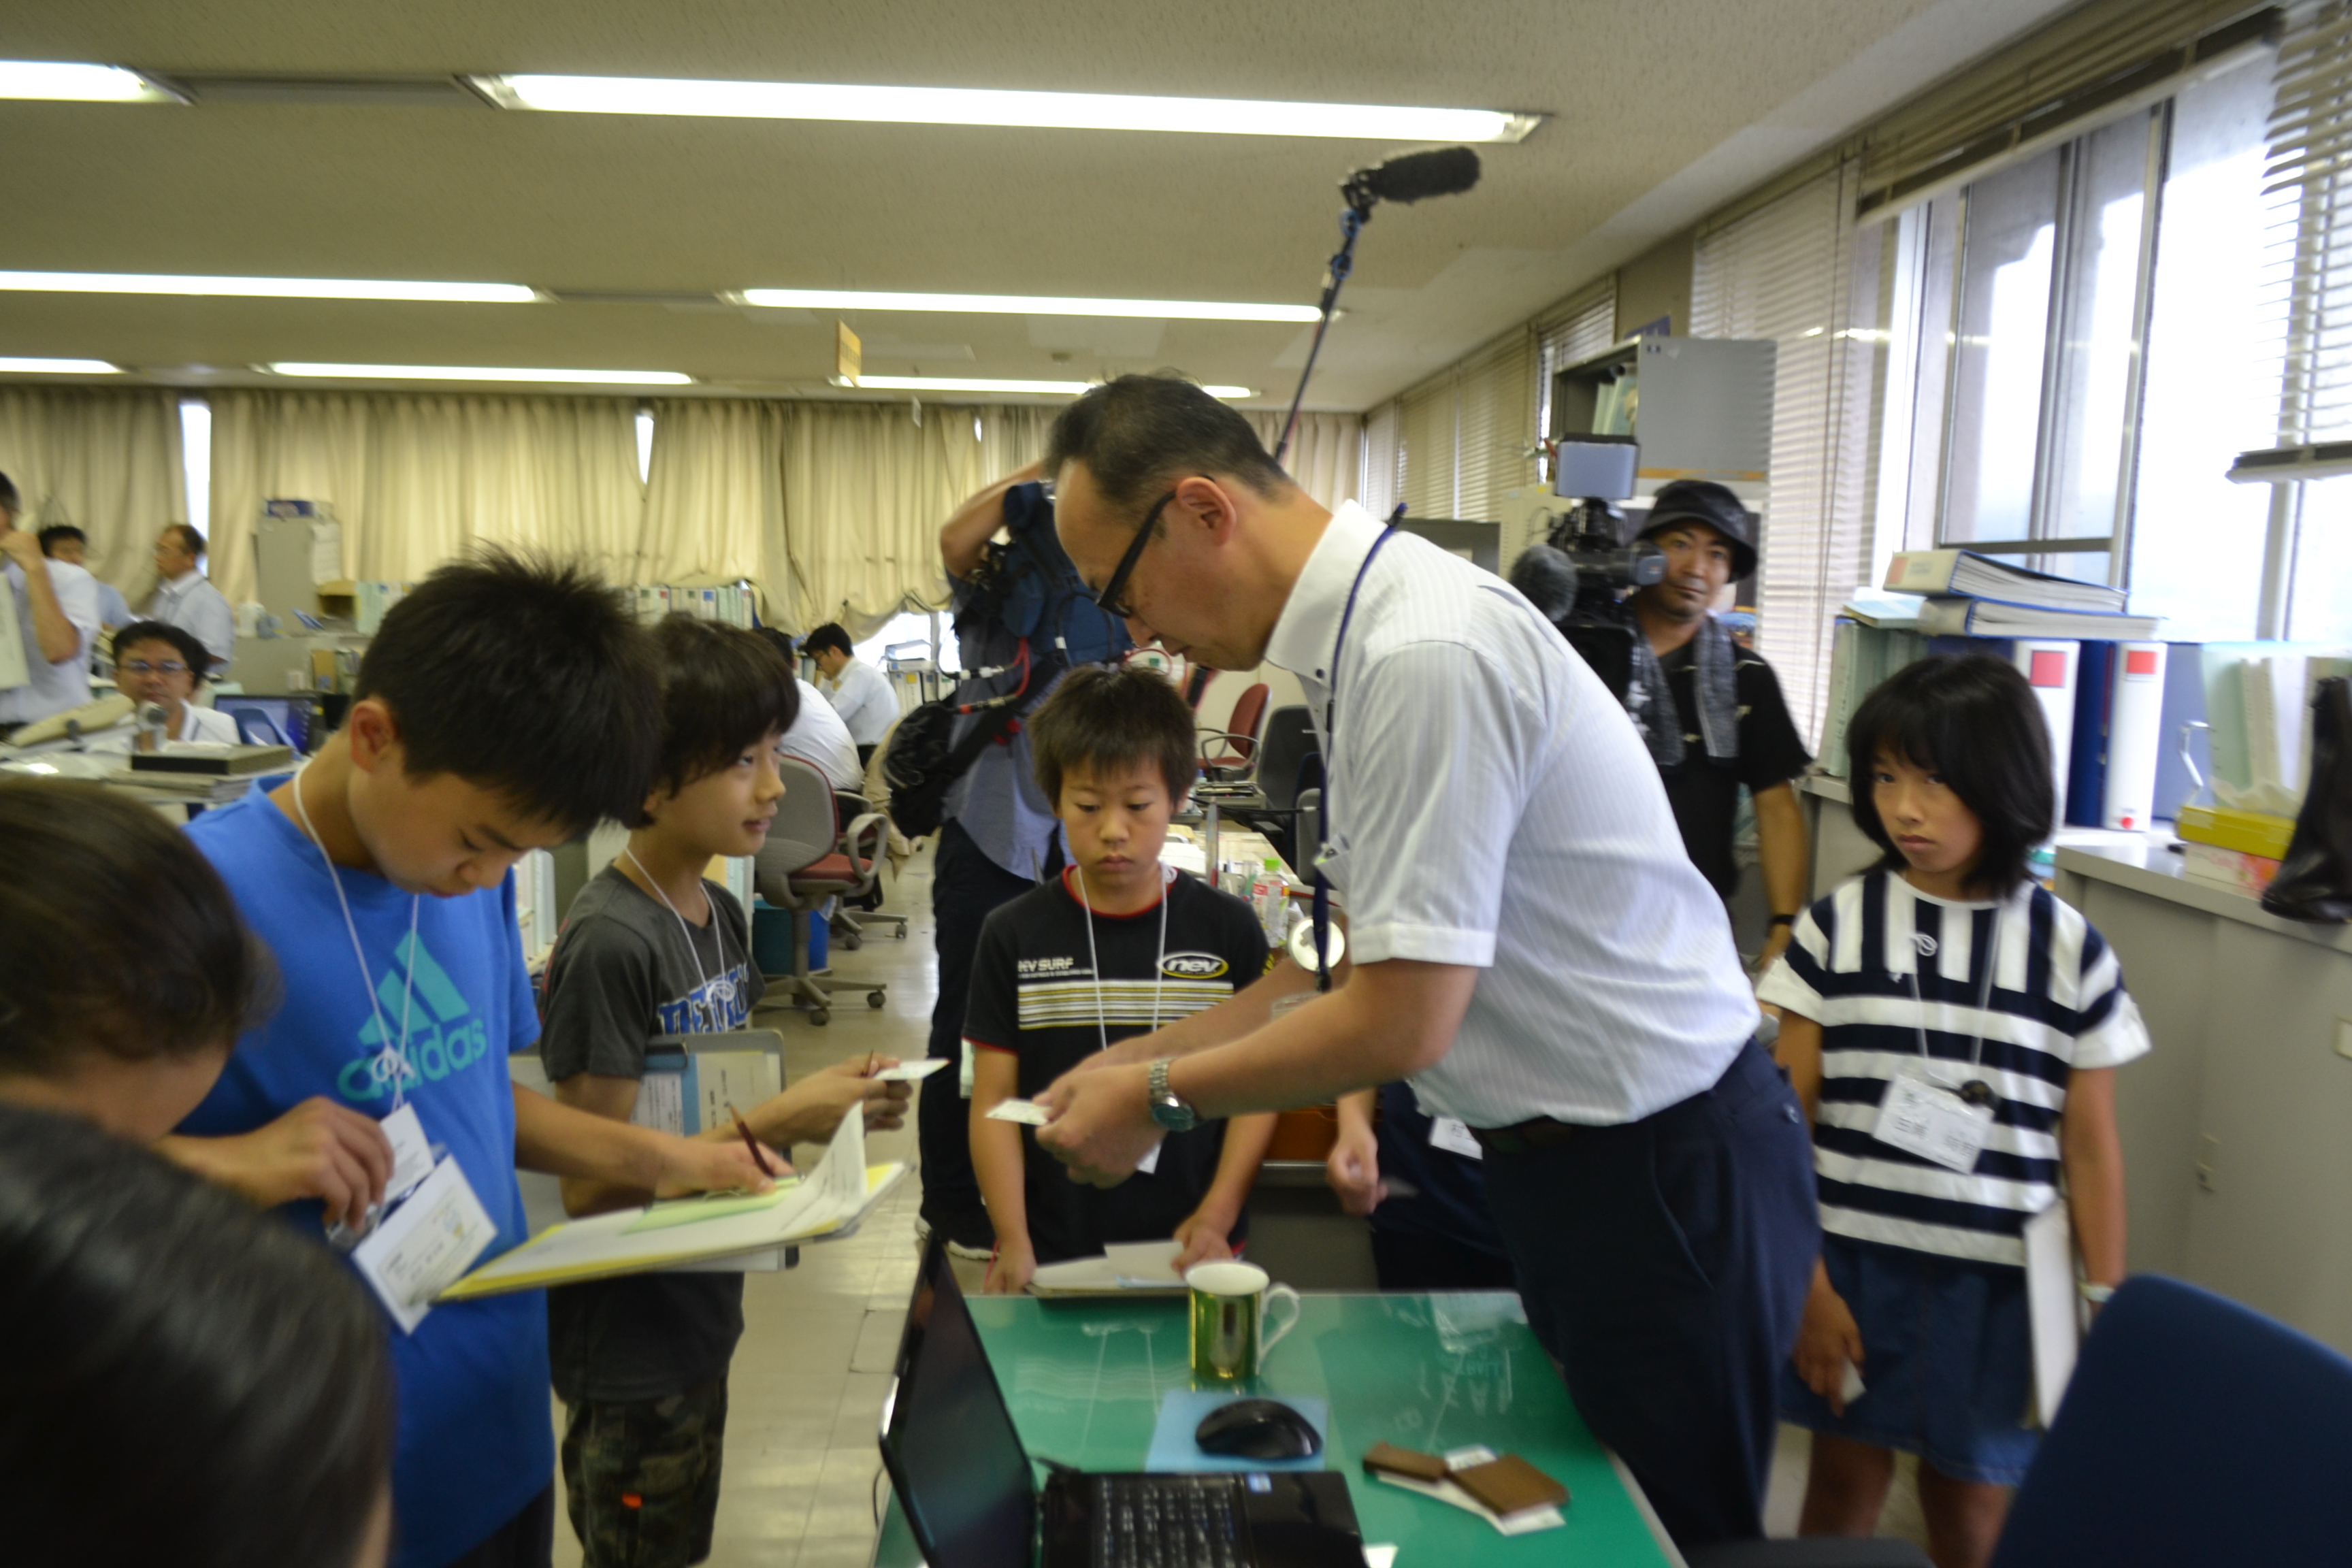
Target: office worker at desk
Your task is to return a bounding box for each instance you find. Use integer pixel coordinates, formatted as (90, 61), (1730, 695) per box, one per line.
(92, 619), (243, 751)
(1030, 373), (1817, 1552)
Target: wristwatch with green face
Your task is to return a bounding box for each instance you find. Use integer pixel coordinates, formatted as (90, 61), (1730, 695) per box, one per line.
(1147, 1058), (1198, 1132)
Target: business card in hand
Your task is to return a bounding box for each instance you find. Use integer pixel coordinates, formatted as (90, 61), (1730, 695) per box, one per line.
(871, 1060), (949, 1082)
(985, 1099), (1051, 1126)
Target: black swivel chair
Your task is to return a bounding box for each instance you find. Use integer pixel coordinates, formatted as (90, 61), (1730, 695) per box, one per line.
(1231, 706), (1320, 862)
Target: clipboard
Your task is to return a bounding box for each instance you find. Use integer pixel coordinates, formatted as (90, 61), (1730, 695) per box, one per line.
(2022, 1200), (2083, 1427)
(439, 1107), (902, 1301)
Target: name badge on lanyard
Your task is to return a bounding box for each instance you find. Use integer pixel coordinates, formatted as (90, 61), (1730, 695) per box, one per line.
(350, 1156), (499, 1333)
(1873, 1066), (1994, 1173)
(1427, 1115), (1484, 1161)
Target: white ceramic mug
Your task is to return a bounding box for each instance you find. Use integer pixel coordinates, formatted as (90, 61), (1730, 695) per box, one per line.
(1185, 1260), (1301, 1380)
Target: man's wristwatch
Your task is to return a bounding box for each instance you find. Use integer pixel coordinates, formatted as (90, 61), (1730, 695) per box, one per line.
(1147, 1058), (1199, 1132)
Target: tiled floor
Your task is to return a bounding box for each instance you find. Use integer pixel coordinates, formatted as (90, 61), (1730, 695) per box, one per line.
(544, 839), (1936, 1566)
(551, 848), (943, 1568)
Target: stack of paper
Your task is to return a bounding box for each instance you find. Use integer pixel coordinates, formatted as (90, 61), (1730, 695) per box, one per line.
(1028, 1241), (1187, 1296)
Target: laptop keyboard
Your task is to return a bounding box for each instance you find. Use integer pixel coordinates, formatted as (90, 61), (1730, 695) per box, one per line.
(1093, 1476), (1245, 1568)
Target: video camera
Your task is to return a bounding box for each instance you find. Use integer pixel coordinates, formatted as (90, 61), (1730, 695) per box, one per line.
(1509, 435), (1665, 631)
(1507, 435), (1663, 700)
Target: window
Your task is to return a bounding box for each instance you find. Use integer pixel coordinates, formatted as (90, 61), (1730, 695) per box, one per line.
(1869, 56), (2283, 637)
(2127, 56), (2280, 642)
(1926, 111), (2168, 587)
(178, 397), (212, 542)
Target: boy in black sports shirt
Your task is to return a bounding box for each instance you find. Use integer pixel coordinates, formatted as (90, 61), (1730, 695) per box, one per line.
(965, 664), (1277, 1294)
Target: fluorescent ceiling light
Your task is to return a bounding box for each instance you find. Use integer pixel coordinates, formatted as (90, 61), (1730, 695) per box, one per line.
(740, 288), (1318, 323)
(0, 271), (537, 304)
(265, 363), (692, 385)
(0, 357), (120, 374)
(476, 74), (1538, 143)
(851, 375), (1252, 398)
(0, 61), (176, 103)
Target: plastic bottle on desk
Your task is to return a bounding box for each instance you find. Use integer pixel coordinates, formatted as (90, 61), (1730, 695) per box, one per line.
(1252, 858), (1289, 943)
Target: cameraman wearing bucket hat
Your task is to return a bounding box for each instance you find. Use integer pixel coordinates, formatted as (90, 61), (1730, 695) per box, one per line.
(1622, 480), (1811, 967)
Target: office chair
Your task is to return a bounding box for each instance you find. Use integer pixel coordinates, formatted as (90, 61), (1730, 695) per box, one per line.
(1200, 681), (1270, 778)
(1989, 1275), (2352, 1567)
(828, 789), (909, 946)
(1695, 1274), (2352, 1568)
(1232, 706), (1320, 859)
(1293, 787), (1322, 874)
(751, 759), (888, 1026)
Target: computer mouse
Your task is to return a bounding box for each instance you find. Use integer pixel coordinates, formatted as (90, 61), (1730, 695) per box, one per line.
(1194, 1397), (1323, 1460)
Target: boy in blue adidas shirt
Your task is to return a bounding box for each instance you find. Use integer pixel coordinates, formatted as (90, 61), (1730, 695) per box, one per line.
(161, 555), (772, 1568)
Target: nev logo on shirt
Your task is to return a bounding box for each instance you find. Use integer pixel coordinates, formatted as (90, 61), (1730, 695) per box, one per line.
(335, 933), (494, 1103)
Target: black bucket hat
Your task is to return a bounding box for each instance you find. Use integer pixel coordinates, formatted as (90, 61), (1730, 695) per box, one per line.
(1637, 480), (1758, 581)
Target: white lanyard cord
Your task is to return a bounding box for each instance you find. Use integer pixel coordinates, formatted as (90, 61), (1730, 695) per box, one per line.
(1072, 864), (1170, 1055)
(290, 758), (419, 1109)
(1904, 883), (2006, 1083)
(622, 847), (740, 1032)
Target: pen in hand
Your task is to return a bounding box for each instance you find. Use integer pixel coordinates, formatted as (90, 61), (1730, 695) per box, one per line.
(726, 1102), (777, 1179)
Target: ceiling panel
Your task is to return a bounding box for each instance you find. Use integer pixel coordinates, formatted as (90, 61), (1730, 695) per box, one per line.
(0, 0), (2079, 408)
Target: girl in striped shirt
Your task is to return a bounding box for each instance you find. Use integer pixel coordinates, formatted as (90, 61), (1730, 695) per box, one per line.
(1759, 655), (2149, 1568)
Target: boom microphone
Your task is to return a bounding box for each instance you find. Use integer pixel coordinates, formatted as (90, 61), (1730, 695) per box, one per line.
(1345, 146), (1482, 208)
(1275, 145), (1486, 463)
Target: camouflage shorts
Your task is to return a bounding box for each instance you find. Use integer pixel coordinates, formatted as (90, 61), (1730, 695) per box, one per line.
(559, 1379), (728, 1568)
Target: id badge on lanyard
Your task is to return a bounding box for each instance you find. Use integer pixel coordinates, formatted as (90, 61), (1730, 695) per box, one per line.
(350, 1156), (499, 1333)
(1873, 1066), (1994, 1173)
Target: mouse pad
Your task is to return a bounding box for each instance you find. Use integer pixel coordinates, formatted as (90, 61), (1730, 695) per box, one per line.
(1143, 1391), (1330, 1473)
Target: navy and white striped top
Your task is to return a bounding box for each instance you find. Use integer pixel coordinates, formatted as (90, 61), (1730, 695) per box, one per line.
(1757, 869), (2149, 1269)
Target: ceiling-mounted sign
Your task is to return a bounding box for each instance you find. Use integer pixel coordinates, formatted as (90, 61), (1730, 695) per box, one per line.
(835, 321), (860, 387)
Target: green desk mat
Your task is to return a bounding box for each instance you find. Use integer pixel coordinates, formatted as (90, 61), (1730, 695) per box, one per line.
(872, 1291), (1672, 1566)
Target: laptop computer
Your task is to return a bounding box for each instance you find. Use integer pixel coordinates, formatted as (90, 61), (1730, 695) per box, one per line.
(879, 1237), (1366, 1568)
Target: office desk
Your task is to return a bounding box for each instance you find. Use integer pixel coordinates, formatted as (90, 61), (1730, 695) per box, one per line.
(871, 1291), (1681, 1567)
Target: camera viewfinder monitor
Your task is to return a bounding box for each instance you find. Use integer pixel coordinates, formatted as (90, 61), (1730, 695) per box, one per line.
(1552, 434), (1639, 500)
(877, 1238), (1035, 1568)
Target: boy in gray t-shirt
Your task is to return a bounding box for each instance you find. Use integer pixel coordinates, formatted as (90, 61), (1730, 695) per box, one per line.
(539, 616), (909, 1568)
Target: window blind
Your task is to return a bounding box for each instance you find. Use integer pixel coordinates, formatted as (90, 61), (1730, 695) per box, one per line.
(2234, 1), (2352, 479)
(1855, 0), (2278, 220)
(1693, 163), (1880, 747)
(1387, 325), (1541, 523)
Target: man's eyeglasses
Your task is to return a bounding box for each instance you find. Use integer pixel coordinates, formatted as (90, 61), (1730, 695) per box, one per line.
(120, 659), (190, 676)
(1094, 491), (1177, 621)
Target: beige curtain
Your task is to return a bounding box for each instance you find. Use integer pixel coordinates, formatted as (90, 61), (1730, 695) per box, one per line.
(648, 399), (1064, 632)
(1247, 411), (1365, 514)
(0, 387), (186, 608)
(640, 399), (789, 609)
(207, 391), (645, 605)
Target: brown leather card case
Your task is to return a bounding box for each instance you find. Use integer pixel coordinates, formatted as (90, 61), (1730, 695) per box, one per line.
(1448, 1454), (1569, 1516)
(1359, 1442), (1450, 1484)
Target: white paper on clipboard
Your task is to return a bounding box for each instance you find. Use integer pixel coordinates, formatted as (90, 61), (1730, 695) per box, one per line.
(2023, 1200), (2082, 1427)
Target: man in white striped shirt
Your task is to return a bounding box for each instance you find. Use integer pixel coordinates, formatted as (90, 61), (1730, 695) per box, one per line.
(1028, 374), (1818, 1550)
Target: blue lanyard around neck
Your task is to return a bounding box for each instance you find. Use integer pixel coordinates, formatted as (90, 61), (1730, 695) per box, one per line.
(1311, 521), (1398, 993)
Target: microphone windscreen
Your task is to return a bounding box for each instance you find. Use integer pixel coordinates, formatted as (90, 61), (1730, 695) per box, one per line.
(1508, 545), (1579, 622)
(140, 702), (168, 727)
(1362, 146), (1482, 205)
